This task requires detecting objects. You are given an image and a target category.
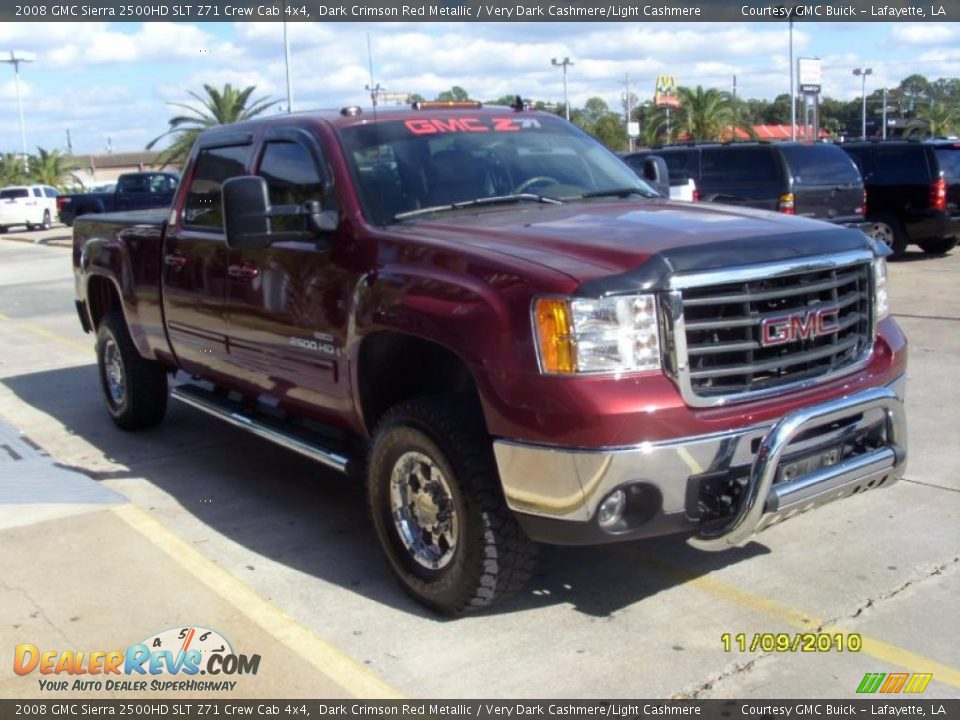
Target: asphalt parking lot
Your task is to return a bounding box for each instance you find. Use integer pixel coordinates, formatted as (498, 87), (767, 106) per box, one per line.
(0, 226), (957, 700)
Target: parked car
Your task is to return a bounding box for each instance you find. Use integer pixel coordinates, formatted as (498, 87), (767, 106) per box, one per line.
(73, 104), (907, 615)
(628, 142), (866, 227)
(622, 152), (699, 201)
(0, 184), (59, 232)
(838, 140), (958, 255)
(57, 171), (179, 226)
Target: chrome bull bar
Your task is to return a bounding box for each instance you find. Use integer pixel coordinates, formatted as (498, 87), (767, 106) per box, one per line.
(688, 386), (907, 551)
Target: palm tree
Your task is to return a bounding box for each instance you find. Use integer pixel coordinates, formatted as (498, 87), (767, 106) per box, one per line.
(0, 153), (27, 187)
(147, 83), (279, 167)
(27, 148), (81, 189)
(905, 101), (960, 138)
(673, 86), (755, 142)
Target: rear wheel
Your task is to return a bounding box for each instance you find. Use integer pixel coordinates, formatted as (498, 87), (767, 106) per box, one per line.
(96, 310), (169, 430)
(866, 215), (908, 256)
(367, 398), (537, 615)
(917, 237), (957, 255)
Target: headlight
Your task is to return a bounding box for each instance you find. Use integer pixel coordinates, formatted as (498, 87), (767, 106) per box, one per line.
(533, 295), (661, 375)
(873, 256), (889, 325)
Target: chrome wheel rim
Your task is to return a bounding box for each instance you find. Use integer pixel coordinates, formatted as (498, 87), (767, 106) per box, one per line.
(869, 222), (894, 249)
(389, 451), (459, 570)
(103, 339), (125, 405)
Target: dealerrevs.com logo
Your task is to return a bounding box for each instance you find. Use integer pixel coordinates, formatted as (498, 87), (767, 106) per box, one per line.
(14, 626), (261, 692)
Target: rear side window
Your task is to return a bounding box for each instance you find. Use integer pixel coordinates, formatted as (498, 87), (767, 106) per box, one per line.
(779, 145), (861, 185)
(1, 189), (29, 200)
(183, 145), (252, 230)
(118, 175), (148, 193)
(661, 152), (693, 183)
(701, 147), (780, 185)
(934, 147), (960, 183)
(32, 187), (42, 197)
(870, 146), (929, 184)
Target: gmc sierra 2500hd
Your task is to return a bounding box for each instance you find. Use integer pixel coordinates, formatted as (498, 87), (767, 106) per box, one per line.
(73, 102), (907, 614)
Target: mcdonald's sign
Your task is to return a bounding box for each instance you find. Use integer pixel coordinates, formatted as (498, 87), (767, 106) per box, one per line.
(654, 75), (680, 109)
(857, 672), (933, 694)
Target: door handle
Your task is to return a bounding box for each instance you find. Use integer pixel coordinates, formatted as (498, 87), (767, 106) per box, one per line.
(228, 263), (259, 280)
(164, 253), (187, 268)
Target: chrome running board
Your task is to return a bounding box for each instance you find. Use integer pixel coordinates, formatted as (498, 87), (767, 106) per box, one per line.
(171, 384), (353, 474)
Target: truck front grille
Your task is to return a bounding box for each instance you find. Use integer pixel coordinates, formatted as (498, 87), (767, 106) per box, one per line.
(673, 260), (873, 404)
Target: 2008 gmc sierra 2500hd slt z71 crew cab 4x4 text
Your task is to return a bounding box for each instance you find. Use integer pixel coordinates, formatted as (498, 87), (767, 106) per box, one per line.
(72, 102), (908, 615)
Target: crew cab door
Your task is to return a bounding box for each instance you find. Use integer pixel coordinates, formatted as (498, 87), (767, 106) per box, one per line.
(162, 138), (253, 379)
(223, 128), (352, 421)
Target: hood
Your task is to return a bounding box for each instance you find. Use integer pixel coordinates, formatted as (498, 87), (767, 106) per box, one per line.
(391, 199), (875, 292)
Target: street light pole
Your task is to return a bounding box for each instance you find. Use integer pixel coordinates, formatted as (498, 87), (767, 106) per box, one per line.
(551, 57), (574, 122)
(789, 20), (796, 141)
(1, 50), (35, 171)
(853, 67), (873, 140)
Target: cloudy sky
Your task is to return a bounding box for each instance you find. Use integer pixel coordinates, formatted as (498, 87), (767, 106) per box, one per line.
(1, 20), (959, 155)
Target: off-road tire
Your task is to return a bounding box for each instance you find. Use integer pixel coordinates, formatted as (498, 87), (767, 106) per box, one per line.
(867, 214), (908, 256)
(367, 397), (537, 615)
(917, 237), (957, 255)
(96, 310), (168, 430)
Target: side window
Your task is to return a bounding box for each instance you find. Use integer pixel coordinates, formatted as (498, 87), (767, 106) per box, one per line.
(32, 187), (43, 197)
(43, 187), (58, 198)
(183, 145), (252, 230)
(257, 141), (327, 232)
(702, 148), (780, 185)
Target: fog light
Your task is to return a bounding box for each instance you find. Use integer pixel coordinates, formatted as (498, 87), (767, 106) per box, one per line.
(597, 490), (626, 529)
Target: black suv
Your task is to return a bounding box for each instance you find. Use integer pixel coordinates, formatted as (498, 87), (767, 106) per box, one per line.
(839, 141), (958, 255)
(624, 142), (866, 227)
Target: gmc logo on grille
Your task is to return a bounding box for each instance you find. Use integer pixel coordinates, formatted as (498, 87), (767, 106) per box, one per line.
(761, 306), (841, 346)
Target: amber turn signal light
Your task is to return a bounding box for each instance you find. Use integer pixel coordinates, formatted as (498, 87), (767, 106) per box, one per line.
(534, 298), (576, 374)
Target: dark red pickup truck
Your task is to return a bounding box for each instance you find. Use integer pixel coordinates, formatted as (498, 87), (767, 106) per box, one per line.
(73, 103), (908, 614)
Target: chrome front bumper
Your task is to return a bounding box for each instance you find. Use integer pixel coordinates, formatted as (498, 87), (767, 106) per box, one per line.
(493, 376), (907, 548)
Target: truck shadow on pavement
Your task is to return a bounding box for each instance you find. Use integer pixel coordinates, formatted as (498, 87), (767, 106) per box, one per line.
(3, 363), (769, 619)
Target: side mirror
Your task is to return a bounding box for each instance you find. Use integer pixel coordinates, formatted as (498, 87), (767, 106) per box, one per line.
(642, 155), (671, 198)
(223, 176), (272, 250)
(223, 176), (338, 250)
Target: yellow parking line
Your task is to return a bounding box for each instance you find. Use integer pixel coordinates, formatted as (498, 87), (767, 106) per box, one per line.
(632, 552), (960, 688)
(111, 504), (405, 699)
(0, 311), (92, 354)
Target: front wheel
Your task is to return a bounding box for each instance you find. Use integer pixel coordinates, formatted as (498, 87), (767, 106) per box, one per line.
(367, 398), (537, 615)
(96, 310), (169, 430)
(40, 210), (52, 230)
(917, 237), (957, 255)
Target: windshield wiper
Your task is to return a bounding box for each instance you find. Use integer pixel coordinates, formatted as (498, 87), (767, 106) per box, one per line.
(575, 187), (659, 200)
(394, 193), (563, 220)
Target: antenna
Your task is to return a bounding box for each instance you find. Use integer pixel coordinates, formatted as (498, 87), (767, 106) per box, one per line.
(364, 32), (382, 120)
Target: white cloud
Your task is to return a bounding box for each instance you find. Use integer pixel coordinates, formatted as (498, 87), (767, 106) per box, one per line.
(892, 24), (958, 45)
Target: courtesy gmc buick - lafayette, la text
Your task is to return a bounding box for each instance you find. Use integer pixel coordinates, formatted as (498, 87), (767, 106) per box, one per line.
(72, 102), (908, 614)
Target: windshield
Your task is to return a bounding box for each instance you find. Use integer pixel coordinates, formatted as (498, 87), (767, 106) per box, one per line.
(779, 145), (862, 186)
(1, 188), (29, 200)
(337, 114), (656, 225)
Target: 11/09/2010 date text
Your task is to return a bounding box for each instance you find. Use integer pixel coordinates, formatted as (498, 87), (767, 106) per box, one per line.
(721, 632), (863, 653)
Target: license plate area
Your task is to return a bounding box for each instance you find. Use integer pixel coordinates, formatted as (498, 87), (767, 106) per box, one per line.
(777, 445), (843, 484)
